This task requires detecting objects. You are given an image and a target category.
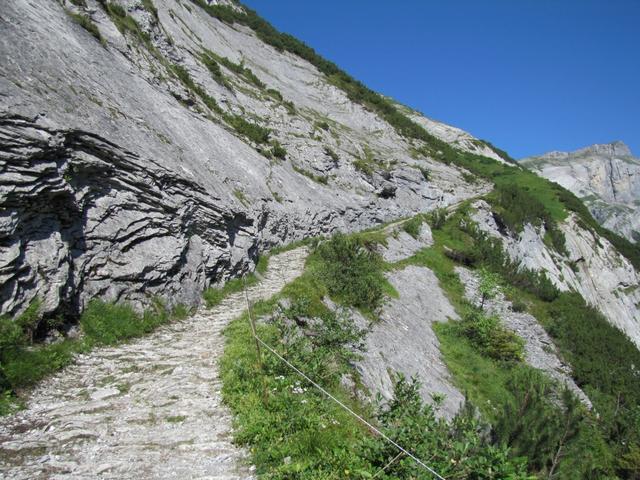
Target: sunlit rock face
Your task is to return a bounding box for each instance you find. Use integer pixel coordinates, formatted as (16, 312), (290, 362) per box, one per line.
(0, 0), (489, 316)
(523, 142), (640, 243)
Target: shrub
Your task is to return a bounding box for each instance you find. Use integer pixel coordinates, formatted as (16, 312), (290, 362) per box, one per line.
(315, 233), (386, 313)
(461, 310), (524, 362)
(270, 140), (287, 160)
(427, 208), (447, 230)
(225, 114), (270, 144)
(402, 216), (423, 239)
(418, 166), (430, 181)
(359, 376), (531, 479)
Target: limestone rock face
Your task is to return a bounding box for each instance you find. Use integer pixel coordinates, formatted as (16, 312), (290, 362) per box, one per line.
(0, 0), (487, 317)
(471, 200), (640, 348)
(352, 266), (464, 419)
(522, 142), (640, 242)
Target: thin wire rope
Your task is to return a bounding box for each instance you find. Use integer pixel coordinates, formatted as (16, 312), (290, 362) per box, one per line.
(242, 277), (447, 480)
(373, 451), (405, 478)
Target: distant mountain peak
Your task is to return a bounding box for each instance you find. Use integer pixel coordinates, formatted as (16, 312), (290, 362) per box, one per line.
(576, 141), (632, 158)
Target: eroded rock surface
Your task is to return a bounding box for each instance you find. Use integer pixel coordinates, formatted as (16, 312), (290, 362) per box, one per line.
(354, 265), (464, 419)
(0, 247), (307, 479)
(0, 0), (488, 318)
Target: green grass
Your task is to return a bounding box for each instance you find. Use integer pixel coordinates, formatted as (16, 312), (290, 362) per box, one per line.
(433, 322), (514, 421)
(401, 215), (424, 239)
(220, 225), (532, 478)
(292, 164), (328, 185)
(68, 11), (104, 44)
(202, 255), (267, 308)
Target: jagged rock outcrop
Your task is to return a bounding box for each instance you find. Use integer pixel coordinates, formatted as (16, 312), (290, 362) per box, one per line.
(471, 200), (640, 348)
(0, 0), (489, 318)
(522, 142), (640, 242)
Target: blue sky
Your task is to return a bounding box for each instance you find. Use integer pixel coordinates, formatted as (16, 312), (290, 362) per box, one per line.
(242, 1), (639, 159)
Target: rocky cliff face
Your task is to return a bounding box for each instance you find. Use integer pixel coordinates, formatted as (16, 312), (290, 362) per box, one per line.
(522, 142), (640, 243)
(472, 200), (640, 348)
(0, 0), (487, 318)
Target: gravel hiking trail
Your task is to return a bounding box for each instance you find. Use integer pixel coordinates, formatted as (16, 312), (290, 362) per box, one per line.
(0, 247), (308, 479)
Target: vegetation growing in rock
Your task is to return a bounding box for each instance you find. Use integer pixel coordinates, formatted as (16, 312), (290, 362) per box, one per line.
(202, 256), (268, 308)
(401, 215), (424, 239)
(292, 164), (328, 185)
(460, 310), (524, 361)
(314, 233), (389, 314)
(418, 205), (640, 477)
(67, 11), (104, 44)
(141, 0), (159, 21)
(221, 240), (530, 478)
(270, 140), (287, 160)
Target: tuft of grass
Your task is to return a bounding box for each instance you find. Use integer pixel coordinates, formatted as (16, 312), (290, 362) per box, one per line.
(270, 140), (287, 160)
(292, 164), (328, 185)
(401, 215), (424, 239)
(68, 11), (104, 44)
(202, 256), (267, 308)
(166, 415), (186, 423)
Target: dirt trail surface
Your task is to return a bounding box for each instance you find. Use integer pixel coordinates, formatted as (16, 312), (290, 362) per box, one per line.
(0, 247), (308, 480)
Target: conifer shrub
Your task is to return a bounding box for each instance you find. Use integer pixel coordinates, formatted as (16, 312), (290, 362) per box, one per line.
(315, 233), (385, 313)
(461, 310), (524, 362)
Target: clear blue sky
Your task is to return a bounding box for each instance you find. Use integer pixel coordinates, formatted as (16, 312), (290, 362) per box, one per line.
(242, 1), (639, 159)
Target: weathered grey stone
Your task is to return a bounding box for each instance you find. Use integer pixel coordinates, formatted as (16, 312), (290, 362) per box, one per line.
(0, 0), (488, 319)
(378, 223), (433, 263)
(523, 142), (640, 243)
(353, 265), (464, 419)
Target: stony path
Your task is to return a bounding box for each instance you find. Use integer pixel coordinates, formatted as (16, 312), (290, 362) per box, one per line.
(0, 247), (308, 479)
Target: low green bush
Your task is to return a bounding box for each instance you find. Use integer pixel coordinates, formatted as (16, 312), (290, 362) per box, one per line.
(461, 310), (524, 362)
(315, 233), (386, 314)
(401, 216), (423, 239)
(270, 140), (287, 160)
(426, 208), (447, 230)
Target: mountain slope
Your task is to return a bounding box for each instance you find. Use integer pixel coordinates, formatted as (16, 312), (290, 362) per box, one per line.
(522, 142), (640, 242)
(0, 0), (489, 320)
(2, 1), (640, 478)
